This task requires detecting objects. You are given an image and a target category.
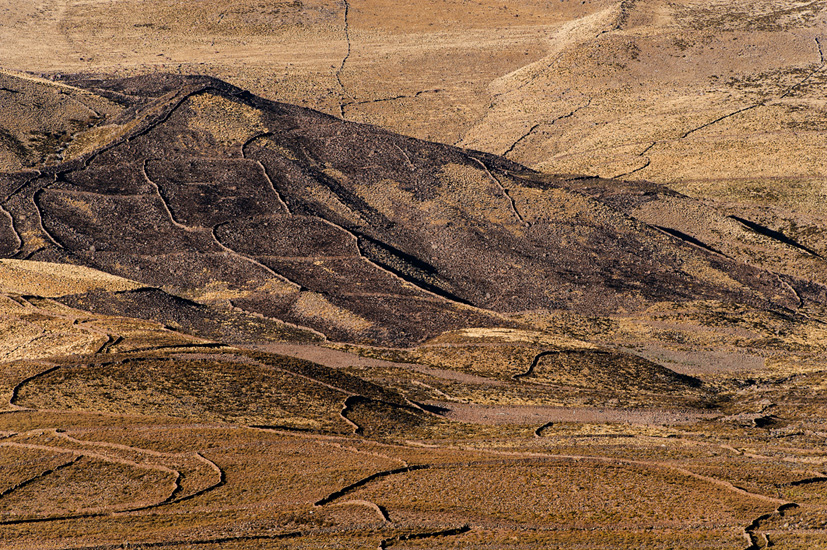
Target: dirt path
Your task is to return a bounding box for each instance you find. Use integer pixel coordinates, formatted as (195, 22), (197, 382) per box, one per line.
(431, 402), (719, 426)
(245, 343), (505, 386)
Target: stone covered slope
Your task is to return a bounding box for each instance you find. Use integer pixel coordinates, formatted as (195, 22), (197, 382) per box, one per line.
(1, 73), (824, 345)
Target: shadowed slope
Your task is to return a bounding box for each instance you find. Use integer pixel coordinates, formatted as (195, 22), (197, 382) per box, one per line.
(1, 72), (825, 346)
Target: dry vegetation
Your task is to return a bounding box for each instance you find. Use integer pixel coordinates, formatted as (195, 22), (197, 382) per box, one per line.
(1, 1), (827, 548)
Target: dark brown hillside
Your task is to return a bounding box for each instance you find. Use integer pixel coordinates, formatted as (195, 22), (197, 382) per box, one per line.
(1, 72), (824, 345)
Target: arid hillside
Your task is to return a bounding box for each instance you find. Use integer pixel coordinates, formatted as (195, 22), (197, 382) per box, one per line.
(0, 71), (826, 548)
(2, 72), (826, 346)
(2, 1), (827, 548)
(3, 0), (826, 202)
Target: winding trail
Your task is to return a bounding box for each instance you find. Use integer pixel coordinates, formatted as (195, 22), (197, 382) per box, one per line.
(377, 525), (471, 549)
(333, 498), (391, 523)
(470, 156), (526, 226)
(0, 203), (22, 254)
(56, 532), (303, 550)
(239, 133), (293, 214)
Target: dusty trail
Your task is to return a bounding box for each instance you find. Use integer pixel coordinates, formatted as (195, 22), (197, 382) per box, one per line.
(333, 498), (391, 523)
(247, 343), (502, 386)
(778, 36), (825, 99)
(140, 159), (202, 232)
(212, 224), (305, 290)
(437, 401), (717, 426)
(0, 429), (228, 522)
(1, 441), (181, 489)
(314, 451), (789, 525)
(0, 333), (51, 364)
(239, 133), (293, 214)
(470, 156), (526, 226)
(0, 203), (22, 254)
(56, 531), (303, 550)
(32, 191), (64, 249)
(14, 295), (116, 348)
(377, 525), (471, 549)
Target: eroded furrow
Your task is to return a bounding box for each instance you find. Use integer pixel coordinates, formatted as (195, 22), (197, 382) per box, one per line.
(8, 364), (60, 409)
(534, 421), (554, 438)
(743, 502), (799, 550)
(729, 215), (823, 259)
(502, 98), (591, 159)
(652, 225), (730, 258)
(501, 123), (539, 159)
(313, 215), (479, 309)
(681, 104), (763, 140)
(337, 0), (353, 118)
(315, 463), (431, 506)
(0, 171), (41, 204)
(342, 89), (442, 116)
(95, 335), (123, 354)
(0, 454), (82, 500)
(613, 157), (650, 180)
(512, 350), (557, 381)
(334, 498), (391, 522)
(340, 395), (366, 436)
(787, 475), (827, 487)
(142, 451), (225, 507)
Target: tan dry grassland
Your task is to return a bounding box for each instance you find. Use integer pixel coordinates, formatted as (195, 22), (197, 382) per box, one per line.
(4, 0), (827, 203)
(0, 265), (824, 548)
